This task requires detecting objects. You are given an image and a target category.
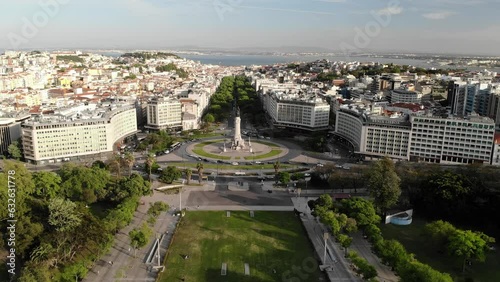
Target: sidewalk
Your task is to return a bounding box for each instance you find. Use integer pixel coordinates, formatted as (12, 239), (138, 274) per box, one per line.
(350, 232), (398, 282)
(292, 197), (360, 282)
(83, 191), (181, 282)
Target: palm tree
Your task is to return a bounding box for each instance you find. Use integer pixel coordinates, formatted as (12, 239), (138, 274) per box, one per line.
(145, 153), (155, 181)
(273, 161), (280, 174)
(196, 163), (204, 184)
(123, 152), (135, 176)
(109, 153), (121, 179)
(184, 168), (192, 185)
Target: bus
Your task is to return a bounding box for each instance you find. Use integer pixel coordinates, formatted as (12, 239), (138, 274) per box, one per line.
(170, 142), (181, 150)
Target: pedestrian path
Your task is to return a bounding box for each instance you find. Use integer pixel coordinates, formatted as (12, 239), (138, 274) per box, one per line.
(292, 198), (360, 282)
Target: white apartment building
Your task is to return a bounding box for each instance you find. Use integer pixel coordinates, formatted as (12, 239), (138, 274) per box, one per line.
(491, 134), (500, 166)
(145, 97), (182, 131)
(335, 105), (411, 160)
(266, 92), (330, 130)
(409, 114), (495, 164)
(22, 104), (137, 164)
(389, 89), (422, 104)
(335, 103), (496, 164)
(361, 117), (411, 160)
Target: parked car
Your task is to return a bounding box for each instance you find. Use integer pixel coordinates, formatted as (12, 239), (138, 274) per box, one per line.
(232, 162), (239, 166)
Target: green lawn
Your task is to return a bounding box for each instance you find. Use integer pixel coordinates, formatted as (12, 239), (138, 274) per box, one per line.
(159, 211), (321, 282)
(380, 217), (500, 282)
(244, 149), (282, 160)
(192, 148), (232, 160)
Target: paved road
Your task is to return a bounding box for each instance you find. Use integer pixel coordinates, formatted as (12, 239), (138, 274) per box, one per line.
(186, 178), (294, 208)
(350, 232), (399, 282)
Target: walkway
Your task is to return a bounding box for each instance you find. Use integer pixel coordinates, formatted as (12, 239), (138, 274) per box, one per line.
(83, 191), (180, 282)
(350, 232), (398, 282)
(293, 197), (360, 282)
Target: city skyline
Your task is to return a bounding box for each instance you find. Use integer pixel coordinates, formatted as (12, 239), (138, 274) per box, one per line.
(1, 0), (500, 55)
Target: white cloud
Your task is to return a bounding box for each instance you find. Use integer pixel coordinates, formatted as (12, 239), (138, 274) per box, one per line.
(375, 6), (403, 15)
(422, 11), (456, 20)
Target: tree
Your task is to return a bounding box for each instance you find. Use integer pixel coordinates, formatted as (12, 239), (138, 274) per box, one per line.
(145, 153), (155, 181)
(338, 234), (353, 256)
(109, 173), (152, 202)
(129, 223), (152, 257)
(147, 202), (169, 217)
(108, 154), (122, 178)
(377, 239), (409, 270)
(184, 168), (192, 185)
(447, 230), (494, 273)
(159, 166), (182, 184)
(273, 161), (281, 174)
(196, 162), (204, 183)
(344, 217), (358, 234)
(203, 113), (215, 123)
(91, 160), (107, 169)
(366, 157), (401, 215)
(321, 210), (342, 235)
(398, 261), (453, 282)
(122, 152), (135, 176)
(277, 171), (290, 185)
(8, 141), (22, 160)
(340, 197), (381, 229)
(424, 220), (457, 252)
(59, 165), (110, 204)
(48, 198), (82, 232)
(32, 171), (62, 200)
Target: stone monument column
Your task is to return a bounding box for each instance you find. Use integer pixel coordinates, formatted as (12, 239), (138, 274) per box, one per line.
(233, 107), (245, 150)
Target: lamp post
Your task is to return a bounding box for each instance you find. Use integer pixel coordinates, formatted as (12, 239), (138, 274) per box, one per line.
(323, 232), (329, 264)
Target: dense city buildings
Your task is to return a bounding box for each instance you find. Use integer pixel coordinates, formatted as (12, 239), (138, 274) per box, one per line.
(1, 50), (500, 166)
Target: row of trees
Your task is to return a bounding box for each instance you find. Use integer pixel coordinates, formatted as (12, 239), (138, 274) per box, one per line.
(205, 75), (265, 125)
(396, 163), (500, 229)
(339, 197), (453, 282)
(309, 195), (374, 280)
(425, 220), (495, 273)
(0, 160), (152, 281)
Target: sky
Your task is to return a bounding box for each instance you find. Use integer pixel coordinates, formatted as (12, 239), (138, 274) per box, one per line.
(1, 0), (499, 55)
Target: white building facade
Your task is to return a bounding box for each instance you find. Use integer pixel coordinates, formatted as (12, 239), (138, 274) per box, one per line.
(146, 97), (182, 131)
(22, 105), (137, 164)
(267, 92), (330, 130)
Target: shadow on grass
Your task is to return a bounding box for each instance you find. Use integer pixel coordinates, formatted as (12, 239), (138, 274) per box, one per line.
(204, 268), (269, 282)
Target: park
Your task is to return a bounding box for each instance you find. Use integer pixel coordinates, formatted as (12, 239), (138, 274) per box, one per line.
(158, 211), (323, 282)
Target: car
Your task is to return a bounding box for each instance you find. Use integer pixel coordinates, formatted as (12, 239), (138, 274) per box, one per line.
(316, 163), (324, 167)
(254, 161), (263, 164)
(157, 168), (163, 171)
(232, 162), (239, 166)
(265, 137), (271, 140)
(217, 160), (224, 164)
(304, 173), (311, 177)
